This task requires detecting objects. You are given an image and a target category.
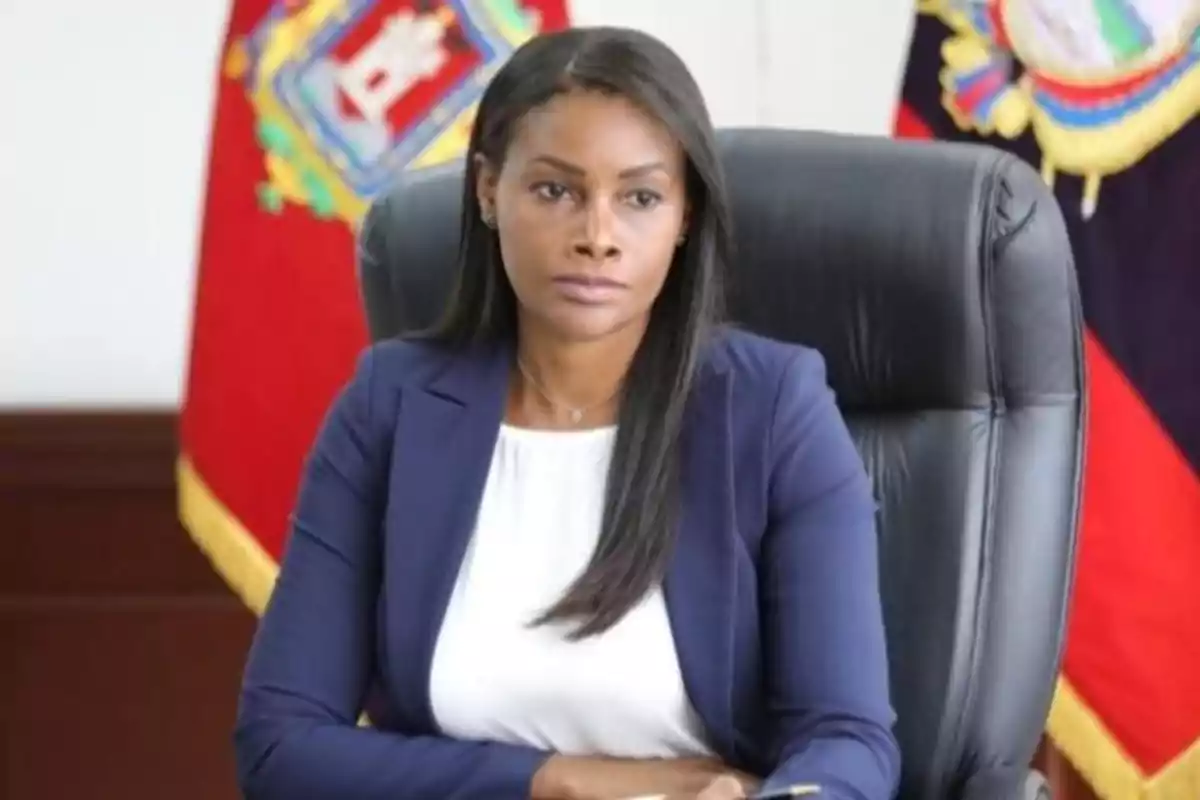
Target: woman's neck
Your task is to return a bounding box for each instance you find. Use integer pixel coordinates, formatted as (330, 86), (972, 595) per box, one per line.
(508, 320), (645, 428)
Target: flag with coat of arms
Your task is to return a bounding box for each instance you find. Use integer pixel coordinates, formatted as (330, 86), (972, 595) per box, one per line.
(179, 0), (570, 613)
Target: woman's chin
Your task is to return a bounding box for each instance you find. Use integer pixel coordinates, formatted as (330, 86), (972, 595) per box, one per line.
(536, 306), (642, 345)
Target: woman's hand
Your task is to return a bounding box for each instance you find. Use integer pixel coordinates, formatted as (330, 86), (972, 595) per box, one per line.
(662, 772), (758, 800)
(530, 755), (758, 800)
(692, 774), (754, 799)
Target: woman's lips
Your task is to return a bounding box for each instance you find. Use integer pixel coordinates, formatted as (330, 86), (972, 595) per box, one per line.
(551, 274), (627, 305)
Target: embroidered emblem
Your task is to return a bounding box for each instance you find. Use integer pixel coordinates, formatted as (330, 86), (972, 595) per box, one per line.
(920, 0), (1200, 217)
(225, 0), (546, 225)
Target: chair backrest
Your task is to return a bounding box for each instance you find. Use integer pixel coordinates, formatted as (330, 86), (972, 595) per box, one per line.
(355, 128), (1085, 799)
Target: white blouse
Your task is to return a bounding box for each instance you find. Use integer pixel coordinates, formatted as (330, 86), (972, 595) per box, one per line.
(429, 424), (713, 760)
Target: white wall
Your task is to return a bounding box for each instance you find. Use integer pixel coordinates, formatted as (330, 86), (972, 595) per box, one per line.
(0, 0), (231, 408)
(0, 0), (913, 408)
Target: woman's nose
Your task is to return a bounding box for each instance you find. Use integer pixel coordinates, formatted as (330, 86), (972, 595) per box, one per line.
(572, 200), (621, 260)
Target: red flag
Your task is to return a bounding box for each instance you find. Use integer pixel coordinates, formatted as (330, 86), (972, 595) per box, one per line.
(897, 5), (1200, 799)
(179, 0), (571, 613)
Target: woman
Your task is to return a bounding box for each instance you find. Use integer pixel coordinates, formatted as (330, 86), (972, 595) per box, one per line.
(235, 25), (900, 800)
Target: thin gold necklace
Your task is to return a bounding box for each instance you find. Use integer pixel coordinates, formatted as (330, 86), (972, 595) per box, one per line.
(516, 358), (622, 425)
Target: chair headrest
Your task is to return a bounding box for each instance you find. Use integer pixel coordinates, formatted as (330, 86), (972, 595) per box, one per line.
(358, 128), (1080, 411)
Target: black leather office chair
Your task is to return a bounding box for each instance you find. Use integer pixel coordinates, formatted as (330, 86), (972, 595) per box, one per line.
(355, 129), (1086, 800)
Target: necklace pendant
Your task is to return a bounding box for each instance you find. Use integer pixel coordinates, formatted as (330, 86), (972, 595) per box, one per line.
(569, 409), (583, 424)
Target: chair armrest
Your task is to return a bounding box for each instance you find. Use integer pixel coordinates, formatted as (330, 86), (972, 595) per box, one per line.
(960, 768), (1052, 800)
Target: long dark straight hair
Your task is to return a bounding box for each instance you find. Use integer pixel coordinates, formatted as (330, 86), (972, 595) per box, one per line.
(429, 26), (733, 639)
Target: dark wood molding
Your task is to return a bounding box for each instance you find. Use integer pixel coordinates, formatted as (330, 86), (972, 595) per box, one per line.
(0, 411), (236, 599)
(1, 410), (254, 800)
(0, 410), (179, 489)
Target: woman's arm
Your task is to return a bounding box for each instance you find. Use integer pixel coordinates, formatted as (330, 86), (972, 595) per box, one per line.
(757, 349), (901, 800)
(234, 346), (551, 799)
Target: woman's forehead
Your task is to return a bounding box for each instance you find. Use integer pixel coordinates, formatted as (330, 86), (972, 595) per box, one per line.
(506, 90), (683, 174)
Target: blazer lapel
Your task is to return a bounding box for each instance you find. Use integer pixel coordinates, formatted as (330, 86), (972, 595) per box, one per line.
(381, 340), (512, 732)
(665, 363), (738, 761)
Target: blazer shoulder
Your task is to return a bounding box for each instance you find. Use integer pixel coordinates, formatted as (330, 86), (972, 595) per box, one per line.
(364, 336), (455, 382)
(340, 336), (460, 416)
(707, 326), (830, 395)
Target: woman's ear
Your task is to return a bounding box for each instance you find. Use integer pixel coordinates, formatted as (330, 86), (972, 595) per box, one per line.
(474, 153), (498, 223)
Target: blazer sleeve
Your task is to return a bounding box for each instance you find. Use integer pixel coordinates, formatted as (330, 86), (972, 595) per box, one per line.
(234, 346), (551, 799)
(758, 349), (901, 800)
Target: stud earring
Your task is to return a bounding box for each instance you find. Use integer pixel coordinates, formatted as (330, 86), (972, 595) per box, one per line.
(482, 210), (496, 228)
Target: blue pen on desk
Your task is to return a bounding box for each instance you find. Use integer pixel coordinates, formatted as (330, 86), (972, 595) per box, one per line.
(747, 784), (821, 799)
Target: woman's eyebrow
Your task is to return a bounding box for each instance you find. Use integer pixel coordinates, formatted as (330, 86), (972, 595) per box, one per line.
(528, 154), (670, 179)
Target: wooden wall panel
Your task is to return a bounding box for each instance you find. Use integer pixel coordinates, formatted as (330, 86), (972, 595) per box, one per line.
(1036, 737), (1097, 800)
(0, 413), (255, 800)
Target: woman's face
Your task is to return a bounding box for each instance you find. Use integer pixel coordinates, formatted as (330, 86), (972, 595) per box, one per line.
(477, 89), (689, 344)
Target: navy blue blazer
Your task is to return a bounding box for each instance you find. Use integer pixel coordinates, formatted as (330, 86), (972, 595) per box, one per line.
(235, 327), (900, 800)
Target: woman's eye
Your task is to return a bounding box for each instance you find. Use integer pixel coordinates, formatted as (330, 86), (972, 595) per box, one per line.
(533, 182), (568, 201)
(628, 189), (663, 209)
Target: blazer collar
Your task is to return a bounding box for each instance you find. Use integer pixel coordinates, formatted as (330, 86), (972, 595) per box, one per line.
(425, 336), (515, 405)
(380, 338), (513, 732)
